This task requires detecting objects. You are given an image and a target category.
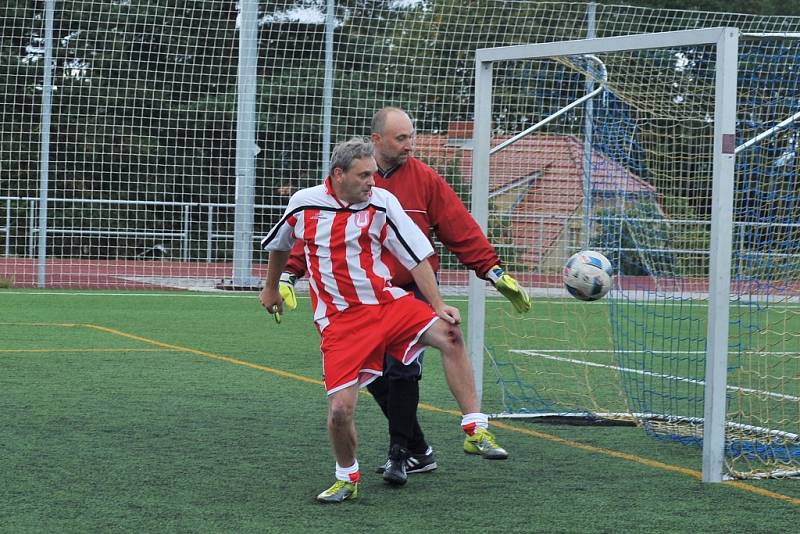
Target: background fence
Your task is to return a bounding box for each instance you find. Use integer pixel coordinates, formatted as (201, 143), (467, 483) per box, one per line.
(2, 1), (800, 289)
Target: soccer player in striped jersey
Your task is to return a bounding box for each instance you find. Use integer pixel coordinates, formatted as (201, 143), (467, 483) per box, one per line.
(278, 108), (526, 485)
(260, 137), (508, 503)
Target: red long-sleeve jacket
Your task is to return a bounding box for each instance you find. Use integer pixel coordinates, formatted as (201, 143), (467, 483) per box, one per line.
(285, 156), (500, 287)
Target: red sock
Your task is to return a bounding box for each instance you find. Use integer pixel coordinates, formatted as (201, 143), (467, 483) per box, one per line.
(462, 422), (478, 436)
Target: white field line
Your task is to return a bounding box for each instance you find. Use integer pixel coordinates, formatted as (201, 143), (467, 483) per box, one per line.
(510, 349), (800, 402)
(514, 348), (800, 357)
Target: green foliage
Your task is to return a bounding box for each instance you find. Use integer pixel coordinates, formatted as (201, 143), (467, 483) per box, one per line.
(1, 0), (240, 204)
(603, 0), (800, 16)
(3, 1), (800, 260)
(666, 196), (712, 278)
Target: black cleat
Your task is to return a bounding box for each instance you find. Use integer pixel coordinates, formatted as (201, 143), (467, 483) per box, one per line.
(376, 446), (438, 474)
(383, 444), (409, 486)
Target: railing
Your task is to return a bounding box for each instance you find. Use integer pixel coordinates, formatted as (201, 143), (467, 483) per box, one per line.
(1, 196), (286, 262)
(4, 196), (800, 277)
(2, 198), (11, 257)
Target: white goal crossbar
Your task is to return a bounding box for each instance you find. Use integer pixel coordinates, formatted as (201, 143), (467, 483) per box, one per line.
(468, 27), (740, 483)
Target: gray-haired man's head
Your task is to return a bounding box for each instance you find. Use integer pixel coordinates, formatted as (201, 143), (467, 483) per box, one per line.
(330, 137), (375, 177)
(329, 138), (377, 204)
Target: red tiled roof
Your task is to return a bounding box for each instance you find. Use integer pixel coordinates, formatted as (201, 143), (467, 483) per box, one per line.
(414, 133), (655, 267)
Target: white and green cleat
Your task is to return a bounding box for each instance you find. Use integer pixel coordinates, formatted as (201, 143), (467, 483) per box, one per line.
(463, 427), (508, 460)
(316, 480), (358, 504)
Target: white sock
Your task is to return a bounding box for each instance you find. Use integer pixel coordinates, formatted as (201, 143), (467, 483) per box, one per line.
(335, 460), (360, 483)
(461, 412), (489, 434)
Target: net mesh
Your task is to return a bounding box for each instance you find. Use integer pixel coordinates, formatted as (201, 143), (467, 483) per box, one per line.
(476, 30), (800, 479)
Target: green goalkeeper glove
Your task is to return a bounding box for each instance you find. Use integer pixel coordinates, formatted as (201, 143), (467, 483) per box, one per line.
(279, 272), (298, 311)
(487, 265), (531, 313)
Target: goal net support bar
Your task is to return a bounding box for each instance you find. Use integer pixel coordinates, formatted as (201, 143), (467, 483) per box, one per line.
(469, 27), (739, 483)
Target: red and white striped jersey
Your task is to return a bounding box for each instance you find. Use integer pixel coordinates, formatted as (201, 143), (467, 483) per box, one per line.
(261, 178), (434, 330)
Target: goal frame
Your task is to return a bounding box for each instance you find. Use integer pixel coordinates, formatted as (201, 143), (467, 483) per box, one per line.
(468, 27), (739, 483)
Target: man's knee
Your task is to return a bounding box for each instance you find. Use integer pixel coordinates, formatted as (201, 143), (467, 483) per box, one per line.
(426, 321), (465, 352)
(444, 325), (464, 347)
(328, 397), (356, 427)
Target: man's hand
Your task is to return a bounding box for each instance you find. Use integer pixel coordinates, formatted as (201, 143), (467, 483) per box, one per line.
(279, 272), (298, 311)
(432, 302), (461, 325)
(487, 265), (531, 313)
(260, 287), (284, 324)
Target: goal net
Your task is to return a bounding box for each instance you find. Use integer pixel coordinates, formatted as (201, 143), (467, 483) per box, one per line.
(471, 29), (800, 480)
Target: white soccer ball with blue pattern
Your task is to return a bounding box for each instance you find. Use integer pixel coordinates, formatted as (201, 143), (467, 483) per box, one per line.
(563, 250), (613, 301)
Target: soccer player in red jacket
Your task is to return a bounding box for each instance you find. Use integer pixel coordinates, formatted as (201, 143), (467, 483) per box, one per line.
(278, 108), (530, 486)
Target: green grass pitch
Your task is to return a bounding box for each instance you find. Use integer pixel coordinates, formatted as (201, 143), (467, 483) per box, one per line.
(1, 290), (799, 533)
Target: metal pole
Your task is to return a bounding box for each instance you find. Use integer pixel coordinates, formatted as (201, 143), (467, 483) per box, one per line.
(182, 204), (190, 261)
(28, 201), (35, 257)
(468, 59), (493, 404)
(207, 205), (214, 262)
(702, 27), (739, 483)
(321, 0), (335, 180)
(490, 86), (603, 155)
(582, 2), (596, 250)
(4, 201), (11, 257)
(735, 109), (800, 154)
(37, 0), (56, 287)
(231, 0), (260, 287)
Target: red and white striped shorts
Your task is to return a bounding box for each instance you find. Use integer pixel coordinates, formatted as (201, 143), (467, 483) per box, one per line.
(319, 295), (438, 395)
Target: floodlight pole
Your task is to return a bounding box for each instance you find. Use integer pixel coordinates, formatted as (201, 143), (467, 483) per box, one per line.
(231, 0), (261, 288)
(36, 0), (56, 288)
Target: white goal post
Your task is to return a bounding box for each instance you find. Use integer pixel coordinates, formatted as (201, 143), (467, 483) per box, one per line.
(468, 27), (739, 483)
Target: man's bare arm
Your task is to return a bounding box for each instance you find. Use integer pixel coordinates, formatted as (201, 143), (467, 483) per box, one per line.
(261, 250), (291, 322)
(409, 259), (461, 325)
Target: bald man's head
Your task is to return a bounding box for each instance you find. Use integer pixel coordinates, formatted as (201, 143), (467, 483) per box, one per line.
(370, 107), (415, 169)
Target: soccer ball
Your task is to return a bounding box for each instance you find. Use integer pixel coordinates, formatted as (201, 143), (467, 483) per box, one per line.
(563, 250), (613, 301)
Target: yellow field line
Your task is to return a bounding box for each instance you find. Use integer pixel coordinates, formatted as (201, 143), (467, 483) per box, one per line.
(406, 401), (800, 499)
(488, 419), (800, 505)
(85, 324), (323, 386)
(10, 321), (800, 506)
(0, 321), (84, 327)
(0, 348), (170, 353)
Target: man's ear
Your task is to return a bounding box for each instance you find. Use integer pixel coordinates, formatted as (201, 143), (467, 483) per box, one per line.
(370, 132), (381, 144)
(332, 167), (343, 183)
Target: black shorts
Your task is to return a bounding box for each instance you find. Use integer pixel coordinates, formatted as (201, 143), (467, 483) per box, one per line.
(383, 349), (425, 380)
